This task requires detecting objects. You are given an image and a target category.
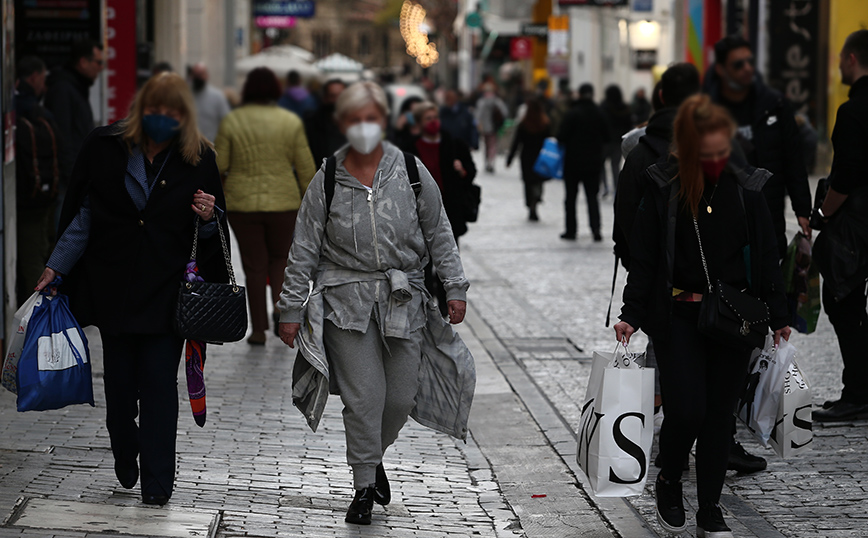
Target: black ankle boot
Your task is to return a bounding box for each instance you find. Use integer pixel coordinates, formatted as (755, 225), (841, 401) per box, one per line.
(374, 463), (391, 506)
(345, 487), (375, 525)
(114, 459), (138, 489)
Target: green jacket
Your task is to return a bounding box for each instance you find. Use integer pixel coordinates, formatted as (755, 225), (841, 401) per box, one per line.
(215, 104), (316, 212)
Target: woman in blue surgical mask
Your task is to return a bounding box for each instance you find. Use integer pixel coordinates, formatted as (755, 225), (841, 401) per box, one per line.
(36, 72), (229, 507)
(276, 81), (473, 526)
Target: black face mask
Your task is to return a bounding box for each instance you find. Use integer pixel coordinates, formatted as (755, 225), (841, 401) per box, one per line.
(192, 78), (206, 92)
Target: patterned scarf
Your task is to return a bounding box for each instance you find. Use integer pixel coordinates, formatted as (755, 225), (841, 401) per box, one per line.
(184, 261), (207, 427)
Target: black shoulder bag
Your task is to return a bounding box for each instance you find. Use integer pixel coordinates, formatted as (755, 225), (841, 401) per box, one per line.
(174, 217), (248, 343)
(694, 216), (769, 350)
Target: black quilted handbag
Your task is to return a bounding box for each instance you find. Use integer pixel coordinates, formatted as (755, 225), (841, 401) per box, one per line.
(174, 216), (247, 343)
(694, 217), (769, 350)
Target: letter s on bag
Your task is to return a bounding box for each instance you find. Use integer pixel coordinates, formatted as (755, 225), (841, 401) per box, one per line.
(608, 412), (647, 485)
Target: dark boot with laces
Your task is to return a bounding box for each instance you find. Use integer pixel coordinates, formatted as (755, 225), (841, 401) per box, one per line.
(345, 486), (375, 525)
(655, 474), (687, 534)
(696, 503), (733, 538)
(728, 441), (767, 473)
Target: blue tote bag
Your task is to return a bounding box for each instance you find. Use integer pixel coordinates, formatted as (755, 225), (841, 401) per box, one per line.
(533, 137), (564, 179)
(16, 290), (94, 412)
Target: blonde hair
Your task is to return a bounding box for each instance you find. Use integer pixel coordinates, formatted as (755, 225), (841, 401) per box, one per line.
(334, 81), (389, 121)
(122, 72), (213, 166)
(412, 100), (438, 124)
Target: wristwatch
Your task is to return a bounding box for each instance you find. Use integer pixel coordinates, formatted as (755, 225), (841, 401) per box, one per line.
(818, 207), (828, 220)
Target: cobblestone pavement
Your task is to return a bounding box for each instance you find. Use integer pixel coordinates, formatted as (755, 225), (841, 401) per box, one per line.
(1, 152), (865, 538)
(461, 157), (868, 538)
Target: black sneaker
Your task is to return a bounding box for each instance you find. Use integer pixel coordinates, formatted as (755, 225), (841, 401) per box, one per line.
(696, 503), (733, 538)
(727, 441), (767, 473)
(345, 487), (375, 525)
(655, 475), (687, 534)
(374, 463), (391, 506)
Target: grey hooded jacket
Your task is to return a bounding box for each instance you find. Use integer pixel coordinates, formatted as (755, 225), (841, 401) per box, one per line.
(278, 142), (474, 439)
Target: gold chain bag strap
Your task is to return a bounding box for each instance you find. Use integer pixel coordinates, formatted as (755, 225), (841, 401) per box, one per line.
(693, 216), (769, 350)
(174, 215), (248, 343)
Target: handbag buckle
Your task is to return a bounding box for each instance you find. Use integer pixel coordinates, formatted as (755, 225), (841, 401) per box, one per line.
(740, 321), (750, 336)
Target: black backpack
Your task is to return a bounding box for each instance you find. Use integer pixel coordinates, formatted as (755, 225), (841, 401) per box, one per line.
(16, 114), (60, 208)
(323, 151), (421, 214)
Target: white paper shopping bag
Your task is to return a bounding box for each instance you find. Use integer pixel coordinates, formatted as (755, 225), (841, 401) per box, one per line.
(769, 359), (812, 458)
(577, 344), (655, 497)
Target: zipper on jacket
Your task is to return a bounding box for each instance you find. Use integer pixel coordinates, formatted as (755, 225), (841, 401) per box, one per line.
(369, 170), (383, 297)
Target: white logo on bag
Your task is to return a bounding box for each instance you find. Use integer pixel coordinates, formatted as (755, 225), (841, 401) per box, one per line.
(37, 329), (88, 371)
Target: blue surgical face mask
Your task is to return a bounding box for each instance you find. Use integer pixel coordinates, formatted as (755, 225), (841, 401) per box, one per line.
(142, 114), (180, 143)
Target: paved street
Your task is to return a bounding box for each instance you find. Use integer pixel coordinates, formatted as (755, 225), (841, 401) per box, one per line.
(0, 153), (866, 537)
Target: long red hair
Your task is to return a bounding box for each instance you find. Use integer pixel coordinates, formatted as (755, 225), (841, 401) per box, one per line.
(672, 94), (736, 216)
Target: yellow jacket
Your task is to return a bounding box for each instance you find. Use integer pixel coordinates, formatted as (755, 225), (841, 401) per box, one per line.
(215, 104), (316, 212)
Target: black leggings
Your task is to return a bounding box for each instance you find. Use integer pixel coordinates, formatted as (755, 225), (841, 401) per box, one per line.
(653, 309), (751, 506)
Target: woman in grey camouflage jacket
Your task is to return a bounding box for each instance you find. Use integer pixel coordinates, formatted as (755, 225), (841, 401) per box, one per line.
(277, 82), (473, 526)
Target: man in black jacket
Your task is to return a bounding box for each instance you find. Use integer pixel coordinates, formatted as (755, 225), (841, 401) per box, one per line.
(557, 83), (610, 241)
(614, 63), (700, 268)
(811, 30), (868, 423)
(44, 39), (104, 232)
(304, 79), (347, 165)
(707, 36), (812, 258)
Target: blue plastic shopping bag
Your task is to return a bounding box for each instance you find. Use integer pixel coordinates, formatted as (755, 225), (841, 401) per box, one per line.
(533, 137), (564, 179)
(16, 290), (94, 412)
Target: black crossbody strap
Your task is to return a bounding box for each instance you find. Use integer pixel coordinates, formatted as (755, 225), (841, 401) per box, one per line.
(605, 254), (619, 327)
(402, 151), (422, 196)
(324, 155), (337, 212)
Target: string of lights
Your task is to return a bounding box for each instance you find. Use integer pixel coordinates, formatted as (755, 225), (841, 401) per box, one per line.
(399, 0), (439, 68)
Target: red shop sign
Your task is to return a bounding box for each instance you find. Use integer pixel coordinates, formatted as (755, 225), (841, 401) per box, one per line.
(510, 37), (533, 60)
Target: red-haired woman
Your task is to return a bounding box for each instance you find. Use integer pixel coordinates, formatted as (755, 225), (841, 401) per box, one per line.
(37, 72), (229, 505)
(614, 94), (790, 537)
(215, 67), (316, 345)
(507, 97), (552, 221)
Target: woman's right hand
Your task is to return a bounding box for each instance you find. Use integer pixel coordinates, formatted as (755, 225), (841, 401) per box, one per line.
(278, 322), (301, 348)
(613, 321), (635, 344)
(35, 267), (58, 296)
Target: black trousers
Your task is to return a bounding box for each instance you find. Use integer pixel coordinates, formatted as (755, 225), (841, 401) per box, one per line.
(654, 309), (751, 506)
(564, 169), (601, 237)
(823, 280), (868, 404)
(102, 332), (184, 497)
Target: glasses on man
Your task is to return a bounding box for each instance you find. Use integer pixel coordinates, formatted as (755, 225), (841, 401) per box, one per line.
(731, 57), (755, 71)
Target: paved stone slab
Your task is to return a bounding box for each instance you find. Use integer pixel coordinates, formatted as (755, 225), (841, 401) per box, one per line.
(10, 498), (216, 537)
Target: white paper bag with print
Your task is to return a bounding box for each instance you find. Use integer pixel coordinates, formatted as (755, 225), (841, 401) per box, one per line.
(736, 334), (796, 446)
(769, 359), (812, 458)
(577, 343), (655, 497)
(2, 292), (44, 394)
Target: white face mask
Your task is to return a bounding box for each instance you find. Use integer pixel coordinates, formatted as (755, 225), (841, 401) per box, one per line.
(346, 122), (382, 155)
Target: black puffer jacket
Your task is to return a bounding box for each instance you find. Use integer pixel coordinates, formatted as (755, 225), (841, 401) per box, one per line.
(619, 157), (789, 342)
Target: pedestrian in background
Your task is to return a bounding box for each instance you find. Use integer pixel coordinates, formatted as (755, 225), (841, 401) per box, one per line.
(631, 87), (652, 124)
(615, 94), (789, 538)
(277, 81), (470, 526)
(278, 69), (317, 118)
(811, 30), (868, 423)
(475, 83), (508, 173)
(215, 67), (316, 345)
(599, 84), (634, 197)
(45, 38), (104, 231)
(304, 78), (347, 165)
(440, 89), (479, 150)
(189, 62), (231, 143)
(621, 81), (664, 159)
(706, 34), (813, 474)
(557, 83), (610, 242)
(506, 97), (551, 222)
(401, 100), (476, 316)
(15, 56), (62, 306)
(37, 72), (229, 506)
(390, 95), (423, 149)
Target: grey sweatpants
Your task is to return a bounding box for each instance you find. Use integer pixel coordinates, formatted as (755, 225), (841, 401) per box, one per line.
(324, 316), (422, 490)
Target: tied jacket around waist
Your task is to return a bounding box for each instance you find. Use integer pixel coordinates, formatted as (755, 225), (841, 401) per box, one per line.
(619, 157), (789, 341)
(278, 142), (475, 439)
(57, 124), (229, 334)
